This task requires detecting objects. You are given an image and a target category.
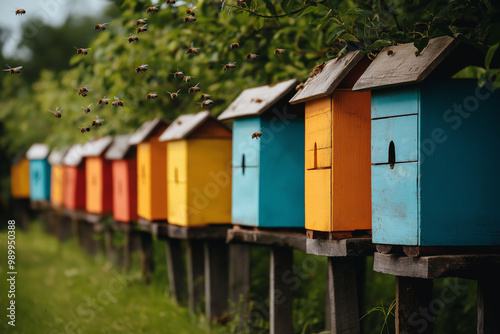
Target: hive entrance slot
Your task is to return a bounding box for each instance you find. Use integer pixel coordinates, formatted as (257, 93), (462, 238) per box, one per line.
(242, 154), (246, 175)
(141, 165), (146, 181)
(313, 143), (317, 169)
(388, 141), (395, 169)
(175, 168), (179, 183)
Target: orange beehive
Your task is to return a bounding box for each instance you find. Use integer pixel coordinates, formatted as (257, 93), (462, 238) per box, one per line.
(82, 137), (113, 215)
(48, 149), (68, 207)
(105, 134), (138, 223)
(10, 155), (30, 199)
(289, 51), (372, 237)
(63, 144), (86, 210)
(129, 119), (169, 222)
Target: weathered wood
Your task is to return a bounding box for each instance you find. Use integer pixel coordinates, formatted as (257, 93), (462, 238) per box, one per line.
(81, 136), (113, 157)
(396, 277), (433, 334)
(79, 220), (101, 255)
(270, 246), (294, 334)
(12, 198), (31, 231)
(218, 79), (297, 121)
(159, 111), (231, 141)
(26, 143), (50, 160)
(306, 238), (375, 257)
(477, 276), (500, 334)
(139, 231), (155, 285)
(169, 224), (230, 240)
(187, 240), (205, 313)
(58, 214), (73, 241)
(129, 118), (169, 145)
(376, 244), (394, 254)
(328, 257), (361, 334)
(229, 244), (251, 331)
(374, 253), (500, 279)
(353, 35), (461, 91)
(403, 245), (500, 257)
(105, 134), (134, 160)
(165, 238), (187, 304)
(227, 228), (306, 252)
(204, 240), (229, 323)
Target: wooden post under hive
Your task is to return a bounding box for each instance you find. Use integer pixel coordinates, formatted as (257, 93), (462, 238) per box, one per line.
(165, 238), (186, 304)
(139, 230), (154, 285)
(204, 240), (229, 323)
(396, 277), (433, 334)
(187, 240), (205, 313)
(477, 276), (500, 334)
(270, 246), (294, 334)
(229, 243), (251, 331)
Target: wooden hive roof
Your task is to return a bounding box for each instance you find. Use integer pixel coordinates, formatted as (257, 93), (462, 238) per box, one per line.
(81, 136), (113, 157)
(26, 143), (50, 160)
(63, 144), (85, 166)
(48, 148), (69, 165)
(105, 134), (134, 160)
(129, 118), (169, 145)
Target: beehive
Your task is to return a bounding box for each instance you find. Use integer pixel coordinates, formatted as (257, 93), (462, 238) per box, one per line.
(159, 111), (232, 226)
(289, 51), (372, 237)
(353, 35), (500, 246)
(82, 137), (113, 215)
(218, 79), (305, 228)
(105, 134), (138, 223)
(63, 144), (86, 210)
(26, 143), (51, 202)
(129, 119), (169, 221)
(10, 155), (30, 199)
(48, 149), (68, 207)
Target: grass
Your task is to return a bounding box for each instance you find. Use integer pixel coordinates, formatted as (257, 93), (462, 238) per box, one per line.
(0, 222), (207, 334)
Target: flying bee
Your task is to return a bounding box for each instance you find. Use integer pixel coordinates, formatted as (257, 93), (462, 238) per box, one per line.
(199, 93), (211, 100)
(167, 90), (181, 100)
(201, 99), (214, 108)
(367, 52), (377, 60)
(48, 107), (63, 119)
(146, 5), (159, 13)
(309, 62), (326, 78)
(183, 75), (195, 83)
(3, 64), (22, 75)
(229, 42), (239, 50)
(94, 22), (109, 31)
(112, 96), (124, 107)
(136, 18), (147, 26)
(245, 53), (258, 61)
(252, 131), (262, 140)
(91, 115), (104, 127)
(81, 104), (92, 114)
(97, 96), (109, 105)
(295, 83), (304, 92)
(75, 47), (91, 55)
(80, 126), (91, 133)
(387, 49), (394, 56)
(127, 34), (139, 43)
(15, 9), (26, 15)
(274, 48), (286, 55)
(186, 42), (199, 55)
(223, 61), (236, 71)
(186, 6), (197, 16)
(135, 64), (148, 73)
(188, 83), (200, 94)
(166, 0), (176, 4)
(184, 16), (196, 24)
(173, 69), (184, 78)
(136, 25), (147, 33)
(146, 92), (158, 100)
(78, 86), (90, 97)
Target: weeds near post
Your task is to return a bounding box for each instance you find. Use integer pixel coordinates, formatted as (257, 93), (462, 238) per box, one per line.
(361, 299), (396, 334)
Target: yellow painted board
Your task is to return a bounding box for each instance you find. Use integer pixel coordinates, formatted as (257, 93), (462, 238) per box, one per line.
(137, 142), (152, 220)
(50, 165), (65, 206)
(149, 140), (168, 220)
(305, 97), (332, 169)
(167, 140), (188, 225)
(305, 168), (331, 231)
(11, 158), (30, 198)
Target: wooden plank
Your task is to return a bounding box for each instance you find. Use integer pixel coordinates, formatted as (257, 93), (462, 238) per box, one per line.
(81, 136), (113, 157)
(353, 35), (461, 91)
(305, 97), (332, 169)
(186, 240), (205, 313)
(204, 240), (229, 323)
(328, 257), (361, 334)
(26, 143), (50, 160)
(226, 228), (306, 252)
(395, 277), (433, 334)
(374, 253), (500, 279)
(290, 51), (365, 104)
(63, 144), (85, 166)
(270, 246), (294, 334)
(403, 245), (500, 257)
(229, 244), (251, 331)
(165, 238), (187, 304)
(168, 224), (230, 240)
(218, 79), (297, 120)
(139, 231), (155, 285)
(477, 276), (500, 334)
(159, 111), (211, 141)
(306, 238), (375, 257)
(129, 118), (169, 145)
(105, 134), (133, 160)
(371, 115), (418, 164)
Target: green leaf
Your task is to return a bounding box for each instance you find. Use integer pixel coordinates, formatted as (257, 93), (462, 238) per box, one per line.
(485, 43), (499, 70)
(414, 37), (429, 52)
(262, 0), (278, 16)
(327, 25), (345, 42)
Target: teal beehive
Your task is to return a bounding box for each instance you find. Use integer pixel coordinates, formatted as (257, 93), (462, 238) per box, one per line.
(353, 35), (500, 246)
(26, 143), (51, 201)
(218, 79), (305, 228)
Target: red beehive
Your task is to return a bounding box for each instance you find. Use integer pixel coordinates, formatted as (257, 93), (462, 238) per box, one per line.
(105, 134), (138, 223)
(63, 144), (86, 210)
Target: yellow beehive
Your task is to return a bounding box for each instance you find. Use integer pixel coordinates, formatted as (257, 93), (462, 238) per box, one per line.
(48, 149), (68, 207)
(159, 111), (232, 227)
(10, 156), (30, 199)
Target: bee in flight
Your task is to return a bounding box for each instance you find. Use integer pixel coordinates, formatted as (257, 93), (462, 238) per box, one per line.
(274, 48), (286, 55)
(166, 0), (176, 4)
(201, 99), (214, 108)
(184, 16), (196, 24)
(199, 93), (211, 100)
(146, 5), (159, 13)
(146, 92), (158, 100)
(80, 126), (91, 133)
(126, 34), (139, 44)
(48, 107), (63, 119)
(136, 25), (148, 34)
(188, 83), (200, 94)
(186, 6), (197, 16)
(135, 64), (148, 73)
(245, 53), (258, 61)
(81, 104), (92, 114)
(186, 42), (199, 55)
(183, 75), (195, 83)
(15, 9), (26, 15)
(173, 70), (184, 78)
(136, 18), (147, 26)
(94, 23), (109, 31)
(97, 96), (109, 106)
(91, 115), (104, 127)
(78, 86), (90, 97)
(112, 97), (124, 107)
(167, 90), (181, 100)
(75, 47), (91, 55)
(229, 43), (239, 50)
(3, 64), (22, 75)
(223, 61), (236, 71)
(252, 131), (262, 139)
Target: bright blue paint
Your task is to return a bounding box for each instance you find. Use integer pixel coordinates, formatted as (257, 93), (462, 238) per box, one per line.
(231, 110), (305, 228)
(371, 86), (419, 119)
(372, 115), (418, 164)
(29, 159), (51, 201)
(371, 79), (500, 246)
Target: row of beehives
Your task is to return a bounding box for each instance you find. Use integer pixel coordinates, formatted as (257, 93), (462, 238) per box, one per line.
(11, 35), (500, 247)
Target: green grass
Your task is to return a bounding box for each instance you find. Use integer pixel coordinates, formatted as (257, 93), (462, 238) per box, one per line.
(0, 222), (207, 334)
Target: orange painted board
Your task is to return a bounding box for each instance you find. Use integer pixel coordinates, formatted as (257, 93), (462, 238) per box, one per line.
(331, 89), (371, 231)
(85, 157), (113, 214)
(11, 158), (30, 198)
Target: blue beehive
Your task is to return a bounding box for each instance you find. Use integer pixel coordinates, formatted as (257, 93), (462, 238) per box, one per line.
(353, 35), (500, 246)
(26, 143), (51, 201)
(218, 79), (305, 228)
